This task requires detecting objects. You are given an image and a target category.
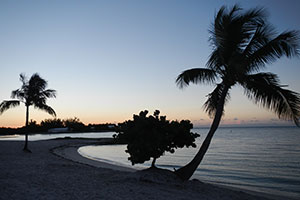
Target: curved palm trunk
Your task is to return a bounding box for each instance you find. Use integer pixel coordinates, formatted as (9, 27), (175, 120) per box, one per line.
(175, 86), (229, 181)
(151, 158), (157, 168)
(23, 105), (30, 152)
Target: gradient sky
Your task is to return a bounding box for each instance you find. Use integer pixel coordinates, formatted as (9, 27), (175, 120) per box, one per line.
(1, 0), (300, 128)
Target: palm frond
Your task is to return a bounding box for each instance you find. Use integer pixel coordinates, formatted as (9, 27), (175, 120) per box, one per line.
(229, 6), (266, 49)
(34, 104), (56, 117)
(19, 73), (27, 85)
(24, 73), (56, 106)
(0, 100), (20, 114)
(11, 89), (19, 99)
(243, 25), (274, 54)
(238, 6), (266, 28)
(206, 49), (225, 73)
(247, 31), (299, 70)
(203, 83), (230, 117)
(228, 4), (241, 17)
(209, 5), (267, 68)
(176, 68), (218, 88)
(240, 73), (300, 126)
(41, 89), (57, 98)
(32, 97), (47, 106)
(11, 89), (26, 101)
(29, 73), (48, 92)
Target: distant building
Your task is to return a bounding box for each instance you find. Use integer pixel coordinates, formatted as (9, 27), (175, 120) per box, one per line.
(48, 127), (69, 133)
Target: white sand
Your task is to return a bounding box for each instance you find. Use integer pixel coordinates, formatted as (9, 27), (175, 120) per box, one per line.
(0, 138), (290, 200)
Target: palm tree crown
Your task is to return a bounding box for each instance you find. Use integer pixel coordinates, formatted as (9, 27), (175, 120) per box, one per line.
(177, 5), (300, 125)
(0, 73), (56, 116)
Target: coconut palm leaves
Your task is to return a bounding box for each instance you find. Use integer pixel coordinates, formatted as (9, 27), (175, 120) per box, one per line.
(240, 73), (300, 126)
(0, 101), (20, 113)
(0, 73), (56, 151)
(1, 73), (57, 116)
(177, 5), (300, 125)
(176, 68), (218, 88)
(175, 5), (300, 180)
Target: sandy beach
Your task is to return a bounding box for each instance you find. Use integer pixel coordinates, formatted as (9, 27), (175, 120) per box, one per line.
(0, 138), (289, 200)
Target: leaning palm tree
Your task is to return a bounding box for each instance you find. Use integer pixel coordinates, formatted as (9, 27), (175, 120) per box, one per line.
(175, 5), (300, 181)
(0, 73), (56, 152)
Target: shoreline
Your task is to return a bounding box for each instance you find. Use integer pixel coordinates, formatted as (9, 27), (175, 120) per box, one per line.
(0, 138), (295, 200)
(52, 141), (135, 172)
(53, 139), (295, 200)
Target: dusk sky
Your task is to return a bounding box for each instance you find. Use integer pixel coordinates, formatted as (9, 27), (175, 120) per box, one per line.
(1, 0), (300, 128)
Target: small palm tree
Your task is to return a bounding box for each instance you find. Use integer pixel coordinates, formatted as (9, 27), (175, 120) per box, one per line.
(0, 73), (56, 152)
(175, 5), (300, 180)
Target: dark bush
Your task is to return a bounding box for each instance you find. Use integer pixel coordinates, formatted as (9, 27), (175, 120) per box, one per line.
(40, 118), (64, 130)
(63, 117), (85, 131)
(114, 110), (199, 167)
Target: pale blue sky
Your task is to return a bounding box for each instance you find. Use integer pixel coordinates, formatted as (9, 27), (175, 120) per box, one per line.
(1, 0), (300, 127)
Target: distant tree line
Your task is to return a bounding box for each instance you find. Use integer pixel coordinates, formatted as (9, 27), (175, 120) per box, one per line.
(0, 117), (116, 135)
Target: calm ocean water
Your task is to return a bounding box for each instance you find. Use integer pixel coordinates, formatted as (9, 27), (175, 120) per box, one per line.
(78, 127), (300, 199)
(0, 132), (114, 141)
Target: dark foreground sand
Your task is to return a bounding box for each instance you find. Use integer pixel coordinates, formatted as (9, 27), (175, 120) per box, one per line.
(0, 138), (288, 200)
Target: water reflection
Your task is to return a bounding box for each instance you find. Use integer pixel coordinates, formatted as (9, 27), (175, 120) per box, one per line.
(0, 132), (115, 141)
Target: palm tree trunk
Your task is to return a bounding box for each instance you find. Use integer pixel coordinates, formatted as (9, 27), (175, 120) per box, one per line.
(175, 86), (229, 180)
(23, 105), (30, 152)
(151, 158), (157, 168)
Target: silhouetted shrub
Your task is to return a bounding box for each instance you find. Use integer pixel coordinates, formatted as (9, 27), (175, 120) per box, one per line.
(114, 110), (199, 167)
(27, 120), (43, 132)
(40, 118), (64, 130)
(63, 117), (85, 131)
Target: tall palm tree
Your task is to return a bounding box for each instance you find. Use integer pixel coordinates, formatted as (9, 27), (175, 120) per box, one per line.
(0, 73), (56, 152)
(175, 5), (300, 181)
